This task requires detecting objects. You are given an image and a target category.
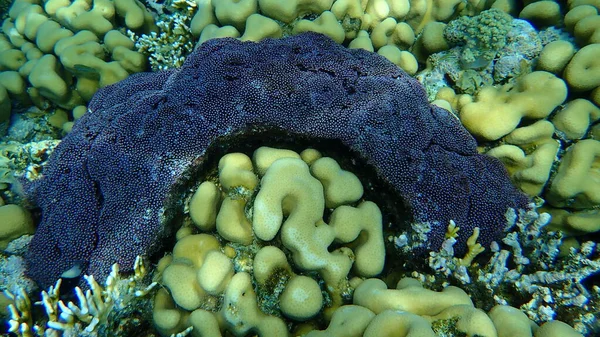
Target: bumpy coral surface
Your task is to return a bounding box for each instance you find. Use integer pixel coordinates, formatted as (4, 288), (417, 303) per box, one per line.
(25, 33), (529, 289)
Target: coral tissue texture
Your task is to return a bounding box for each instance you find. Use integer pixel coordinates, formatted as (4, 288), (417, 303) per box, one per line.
(25, 33), (529, 289)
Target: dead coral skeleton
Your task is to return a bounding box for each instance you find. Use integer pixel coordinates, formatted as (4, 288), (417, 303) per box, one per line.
(5, 256), (157, 337)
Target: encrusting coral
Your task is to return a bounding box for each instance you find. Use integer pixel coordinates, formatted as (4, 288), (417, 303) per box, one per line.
(417, 9), (543, 100)
(443, 8), (513, 68)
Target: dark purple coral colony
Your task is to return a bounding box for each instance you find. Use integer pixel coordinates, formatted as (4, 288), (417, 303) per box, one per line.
(26, 33), (529, 288)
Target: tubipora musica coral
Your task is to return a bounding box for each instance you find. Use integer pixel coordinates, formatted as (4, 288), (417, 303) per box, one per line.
(25, 33), (529, 289)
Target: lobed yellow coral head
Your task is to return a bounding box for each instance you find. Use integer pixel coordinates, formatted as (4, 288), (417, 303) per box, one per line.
(564, 43), (600, 92)
(188, 181), (221, 232)
(486, 121), (559, 196)
(310, 156), (363, 208)
(488, 305), (537, 337)
(293, 11), (346, 44)
(536, 40), (576, 75)
(551, 99), (600, 140)
(279, 275), (324, 320)
(214, 0), (258, 31)
(353, 277), (473, 316)
(363, 310), (436, 337)
(304, 305), (375, 337)
(240, 14), (283, 41)
(458, 71), (567, 141)
(519, 1), (562, 28)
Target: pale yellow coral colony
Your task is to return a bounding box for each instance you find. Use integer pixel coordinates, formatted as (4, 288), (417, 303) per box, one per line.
(150, 146), (585, 337)
(1, 0), (600, 336)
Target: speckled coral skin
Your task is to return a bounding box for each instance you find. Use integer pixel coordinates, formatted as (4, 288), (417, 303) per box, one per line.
(25, 33), (529, 289)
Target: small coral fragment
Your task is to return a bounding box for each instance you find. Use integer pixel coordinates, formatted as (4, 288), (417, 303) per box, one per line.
(7, 256), (156, 336)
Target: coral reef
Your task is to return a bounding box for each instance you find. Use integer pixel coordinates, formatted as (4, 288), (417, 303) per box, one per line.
(2, 0), (599, 336)
(25, 33), (528, 293)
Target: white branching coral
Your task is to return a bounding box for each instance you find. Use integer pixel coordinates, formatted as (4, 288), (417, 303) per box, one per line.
(5, 256), (157, 337)
(5, 287), (35, 337)
(399, 205), (600, 335)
